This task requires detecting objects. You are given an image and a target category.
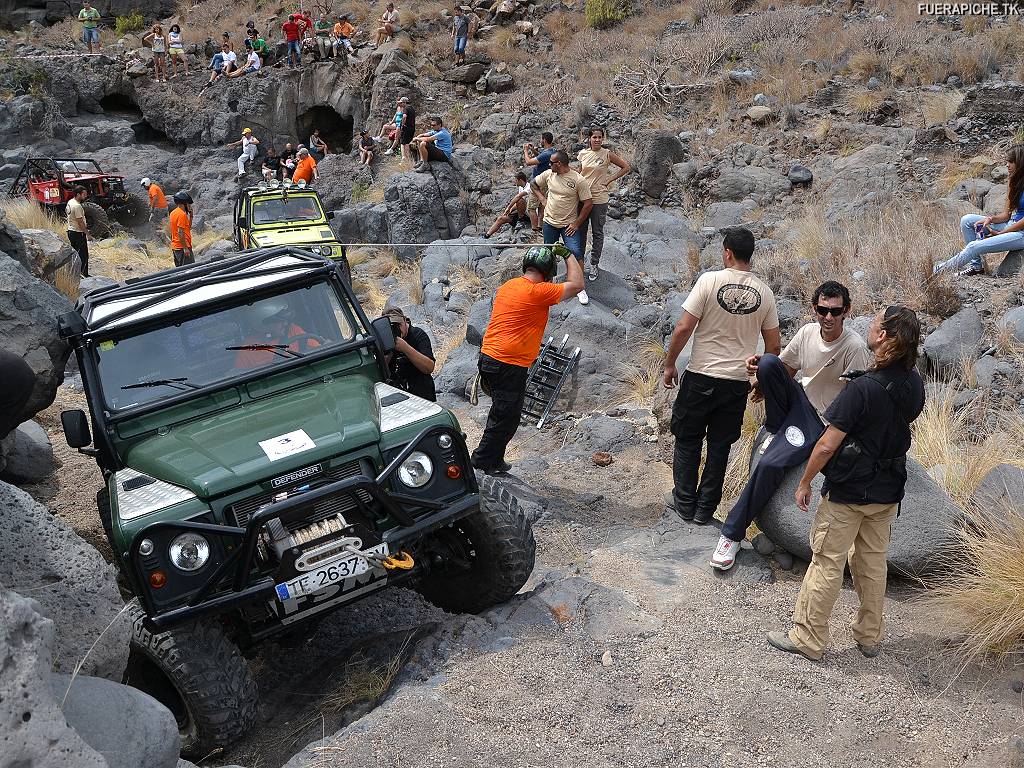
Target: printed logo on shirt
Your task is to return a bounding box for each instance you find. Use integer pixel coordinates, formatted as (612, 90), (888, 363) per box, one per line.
(784, 426), (805, 447)
(563, 179), (576, 189)
(716, 283), (763, 315)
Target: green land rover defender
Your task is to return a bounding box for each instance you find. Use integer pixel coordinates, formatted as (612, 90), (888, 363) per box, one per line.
(58, 246), (535, 757)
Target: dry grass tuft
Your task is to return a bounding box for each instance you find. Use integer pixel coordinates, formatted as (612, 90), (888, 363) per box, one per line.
(922, 91), (965, 127)
(848, 89), (885, 115)
(396, 260), (423, 305)
(432, 322), (468, 370)
(353, 276), (388, 316)
(0, 198), (65, 237)
(614, 338), (667, 405)
(53, 261), (80, 302)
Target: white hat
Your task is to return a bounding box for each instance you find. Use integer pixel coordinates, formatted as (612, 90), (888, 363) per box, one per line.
(141, 177), (151, 186)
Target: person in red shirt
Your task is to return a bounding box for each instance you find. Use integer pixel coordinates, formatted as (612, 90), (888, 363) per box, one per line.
(471, 245), (583, 474)
(282, 14), (302, 67)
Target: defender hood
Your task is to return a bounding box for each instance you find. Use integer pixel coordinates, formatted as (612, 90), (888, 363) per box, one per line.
(249, 227), (336, 248)
(122, 375), (379, 499)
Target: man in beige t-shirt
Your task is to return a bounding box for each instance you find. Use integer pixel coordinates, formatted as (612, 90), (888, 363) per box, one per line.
(66, 185), (91, 277)
(711, 280), (872, 571)
(533, 149), (593, 305)
(662, 227), (781, 524)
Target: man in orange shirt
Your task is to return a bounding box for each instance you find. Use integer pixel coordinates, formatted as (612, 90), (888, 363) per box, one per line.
(169, 190), (194, 267)
(142, 178), (168, 221)
(292, 147), (319, 185)
(471, 244), (583, 474)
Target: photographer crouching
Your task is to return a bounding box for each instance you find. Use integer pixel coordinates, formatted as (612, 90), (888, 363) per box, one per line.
(382, 307), (436, 401)
(767, 306), (925, 662)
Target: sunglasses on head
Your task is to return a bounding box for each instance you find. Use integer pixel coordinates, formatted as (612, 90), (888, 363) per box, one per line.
(815, 305), (845, 317)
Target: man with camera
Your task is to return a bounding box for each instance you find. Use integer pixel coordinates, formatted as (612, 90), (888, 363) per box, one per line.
(383, 307), (436, 401)
(709, 280), (872, 571)
(471, 244), (584, 475)
(523, 132), (556, 231)
(768, 306), (925, 661)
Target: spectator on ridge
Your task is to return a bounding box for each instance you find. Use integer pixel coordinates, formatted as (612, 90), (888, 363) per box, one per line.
(314, 14), (332, 58)
(376, 101), (404, 155)
(532, 150), (592, 304)
(933, 143), (1024, 276)
(398, 95), (417, 163)
(262, 146), (283, 182)
(202, 41), (236, 88)
(282, 142), (297, 173)
(358, 129), (376, 166)
(248, 27), (272, 65)
(78, 1), (101, 54)
(226, 39), (262, 79)
(292, 147), (319, 185)
(227, 127), (260, 178)
(662, 227), (780, 526)
(142, 23), (168, 82)
(576, 127), (630, 282)
(167, 24), (188, 77)
(452, 6), (469, 65)
(484, 170), (530, 238)
(413, 116), (452, 173)
(523, 132), (555, 232)
(309, 129), (329, 159)
(283, 14), (303, 67)
(375, 2), (400, 47)
(332, 14), (356, 59)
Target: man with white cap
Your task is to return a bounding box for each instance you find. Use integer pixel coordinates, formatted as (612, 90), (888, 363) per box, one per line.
(227, 128), (260, 178)
(141, 178), (168, 224)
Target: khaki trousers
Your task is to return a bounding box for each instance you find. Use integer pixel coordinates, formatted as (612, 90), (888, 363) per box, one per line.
(788, 495), (897, 659)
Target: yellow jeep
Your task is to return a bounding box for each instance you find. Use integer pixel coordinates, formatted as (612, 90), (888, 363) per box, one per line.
(233, 182), (351, 282)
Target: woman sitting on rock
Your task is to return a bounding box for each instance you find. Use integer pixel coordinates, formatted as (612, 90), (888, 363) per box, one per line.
(934, 144), (1024, 276)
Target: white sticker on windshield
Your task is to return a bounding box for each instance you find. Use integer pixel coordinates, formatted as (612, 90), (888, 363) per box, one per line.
(259, 429), (316, 461)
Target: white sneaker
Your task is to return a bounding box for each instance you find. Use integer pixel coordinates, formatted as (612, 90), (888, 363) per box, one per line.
(710, 535), (740, 571)
(578, 289), (590, 305)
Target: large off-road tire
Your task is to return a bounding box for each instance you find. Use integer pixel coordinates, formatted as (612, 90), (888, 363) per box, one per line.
(123, 601), (258, 759)
(83, 201), (112, 238)
(110, 191), (149, 227)
(416, 474), (536, 614)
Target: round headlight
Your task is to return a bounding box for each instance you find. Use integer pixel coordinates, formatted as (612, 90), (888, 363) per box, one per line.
(168, 533), (210, 572)
(309, 245), (322, 255)
(437, 433), (453, 449)
(398, 451), (433, 488)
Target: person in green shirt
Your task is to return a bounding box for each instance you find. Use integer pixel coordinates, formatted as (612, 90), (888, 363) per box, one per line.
(314, 16), (332, 59)
(78, 1), (101, 54)
(247, 28), (271, 65)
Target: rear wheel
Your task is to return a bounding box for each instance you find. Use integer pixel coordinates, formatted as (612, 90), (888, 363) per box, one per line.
(83, 201), (112, 238)
(124, 601), (258, 759)
(416, 474), (536, 614)
(110, 191), (149, 227)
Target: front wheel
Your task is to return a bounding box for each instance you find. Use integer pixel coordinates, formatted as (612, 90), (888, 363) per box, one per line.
(123, 602), (258, 759)
(110, 191), (149, 227)
(83, 201), (112, 238)
(416, 474), (536, 614)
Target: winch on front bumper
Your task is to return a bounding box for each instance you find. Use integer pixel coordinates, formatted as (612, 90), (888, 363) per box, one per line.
(128, 425), (479, 632)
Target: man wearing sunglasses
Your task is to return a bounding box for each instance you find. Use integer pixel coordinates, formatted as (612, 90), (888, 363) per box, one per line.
(710, 280), (873, 571)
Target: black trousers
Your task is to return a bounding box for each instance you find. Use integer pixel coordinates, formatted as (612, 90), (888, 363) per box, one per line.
(68, 230), (89, 277)
(671, 370), (750, 520)
(0, 350), (36, 439)
(721, 355), (825, 541)
(471, 353), (529, 470)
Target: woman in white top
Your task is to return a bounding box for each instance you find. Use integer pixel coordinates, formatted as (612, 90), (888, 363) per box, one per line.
(167, 25), (188, 78)
(143, 24), (168, 82)
(227, 128), (260, 178)
(576, 127), (630, 282)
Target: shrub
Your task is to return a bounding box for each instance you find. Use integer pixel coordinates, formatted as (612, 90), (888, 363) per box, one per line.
(585, 0), (629, 29)
(114, 10), (145, 37)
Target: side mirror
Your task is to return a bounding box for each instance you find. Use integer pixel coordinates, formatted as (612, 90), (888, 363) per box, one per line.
(326, 210), (336, 220)
(61, 409), (92, 449)
(370, 316), (395, 356)
(237, 217), (248, 229)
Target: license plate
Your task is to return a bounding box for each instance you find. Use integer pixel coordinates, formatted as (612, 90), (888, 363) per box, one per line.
(274, 543), (388, 601)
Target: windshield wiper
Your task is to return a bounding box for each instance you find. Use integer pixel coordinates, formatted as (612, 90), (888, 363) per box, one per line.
(225, 344), (302, 359)
(122, 377), (199, 391)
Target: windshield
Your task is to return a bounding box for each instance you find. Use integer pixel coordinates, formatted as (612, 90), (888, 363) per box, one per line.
(58, 160), (103, 175)
(96, 282), (358, 410)
(251, 195), (325, 226)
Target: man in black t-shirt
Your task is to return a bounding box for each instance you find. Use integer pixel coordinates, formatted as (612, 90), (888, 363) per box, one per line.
(262, 146), (283, 182)
(768, 306), (925, 663)
(383, 307), (436, 401)
(399, 96), (417, 164)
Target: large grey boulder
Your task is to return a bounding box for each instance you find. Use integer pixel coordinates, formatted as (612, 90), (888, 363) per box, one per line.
(635, 131), (688, 198)
(567, 415), (639, 454)
(972, 463), (1024, 511)
(384, 165), (469, 260)
(0, 420), (57, 484)
(758, 458), (962, 577)
(995, 250), (1024, 277)
(955, 83), (1024, 143)
(0, 206), (27, 264)
(50, 673), (180, 768)
(0, 482), (130, 680)
(0, 587), (107, 768)
(922, 306), (983, 377)
(315, 152), (371, 211)
(1000, 305), (1024, 343)
(331, 202), (390, 246)
(466, 297), (492, 347)
(474, 112), (523, 150)
(0, 254), (73, 421)
(814, 143), (901, 216)
(442, 62), (486, 84)
(710, 166), (791, 204)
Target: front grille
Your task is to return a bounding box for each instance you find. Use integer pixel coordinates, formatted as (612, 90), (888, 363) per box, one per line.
(228, 459), (373, 530)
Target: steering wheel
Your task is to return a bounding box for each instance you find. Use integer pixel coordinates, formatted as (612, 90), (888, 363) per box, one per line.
(287, 333), (329, 351)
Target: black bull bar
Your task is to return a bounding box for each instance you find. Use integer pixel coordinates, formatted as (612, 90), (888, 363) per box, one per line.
(130, 425), (479, 630)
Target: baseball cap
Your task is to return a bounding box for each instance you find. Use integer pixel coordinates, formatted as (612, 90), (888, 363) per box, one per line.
(242, 127), (252, 134)
(382, 307), (407, 324)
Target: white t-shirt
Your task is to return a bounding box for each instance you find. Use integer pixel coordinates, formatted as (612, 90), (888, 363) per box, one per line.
(682, 267), (779, 381)
(241, 134), (258, 154)
(382, 9), (400, 24)
(224, 51), (237, 65)
(779, 323), (873, 418)
(246, 50), (260, 70)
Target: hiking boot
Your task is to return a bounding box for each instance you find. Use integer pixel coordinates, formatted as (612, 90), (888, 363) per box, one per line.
(587, 264), (600, 282)
(473, 460), (512, 476)
(692, 508), (713, 525)
(857, 642), (880, 658)
(767, 631), (819, 661)
(577, 289), (590, 305)
(957, 264), (985, 277)
(710, 535), (740, 571)
(664, 490), (695, 521)
(415, 162), (431, 174)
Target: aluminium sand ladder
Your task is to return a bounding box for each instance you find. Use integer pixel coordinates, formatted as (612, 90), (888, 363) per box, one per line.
(520, 334), (581, 429)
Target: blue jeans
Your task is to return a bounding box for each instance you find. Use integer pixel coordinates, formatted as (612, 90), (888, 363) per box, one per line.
(454, 35), (467, 53)
(542, 222), (582, 259)
(287, 40), (302, 65)
(83, 27), (100, 45)
(934, 213), (1024, 273)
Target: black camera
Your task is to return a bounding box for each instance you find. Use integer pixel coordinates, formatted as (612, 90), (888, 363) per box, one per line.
(390, 322), (402, 340)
